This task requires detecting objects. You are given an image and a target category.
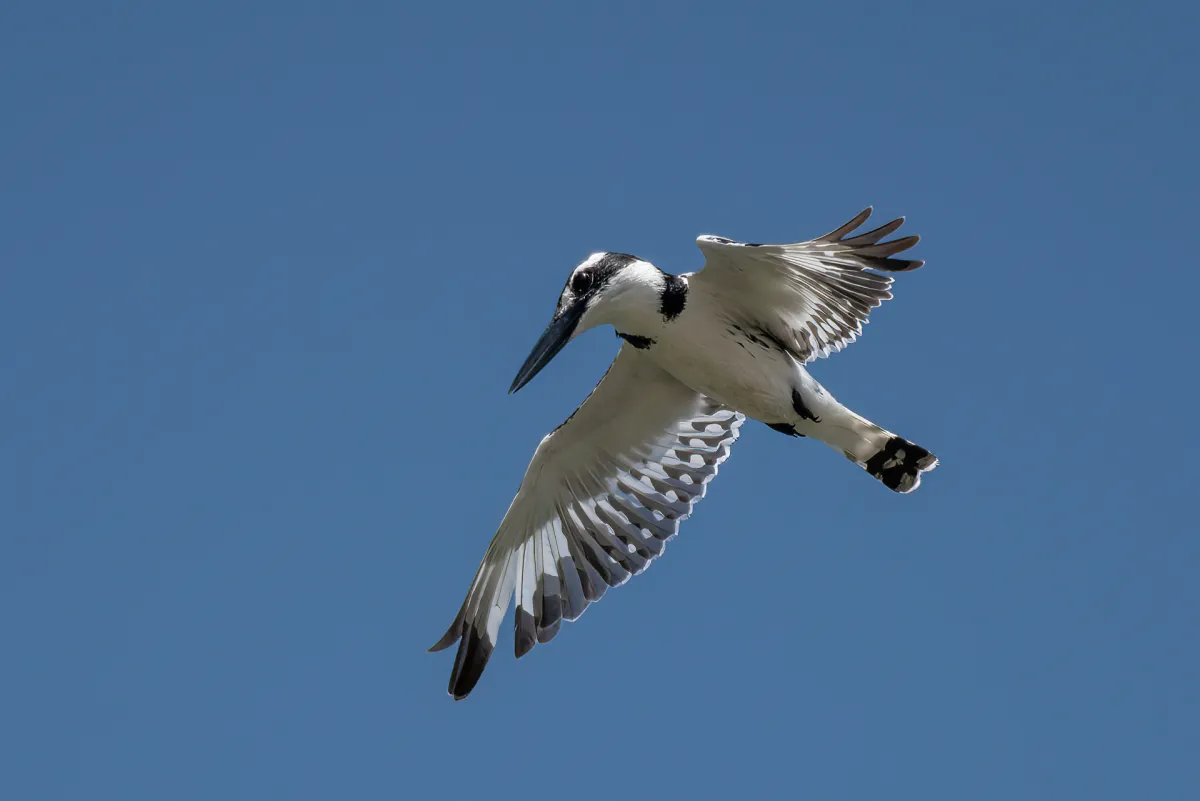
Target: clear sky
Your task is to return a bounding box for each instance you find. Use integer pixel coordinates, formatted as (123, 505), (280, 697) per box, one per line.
(3, 2), (1197, 799)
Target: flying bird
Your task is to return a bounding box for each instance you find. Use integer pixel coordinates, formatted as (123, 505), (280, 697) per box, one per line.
(430, 207), (938, 699)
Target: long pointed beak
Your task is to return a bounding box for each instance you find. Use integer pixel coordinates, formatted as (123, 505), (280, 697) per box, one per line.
(509, 303), (585, 394)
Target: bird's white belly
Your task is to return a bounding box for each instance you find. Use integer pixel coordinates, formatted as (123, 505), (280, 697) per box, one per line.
(650, 325), (797, 423)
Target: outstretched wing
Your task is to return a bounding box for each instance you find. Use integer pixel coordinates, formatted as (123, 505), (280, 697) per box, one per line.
(430, 344), (744, 699)
(692, 207), (923, 363)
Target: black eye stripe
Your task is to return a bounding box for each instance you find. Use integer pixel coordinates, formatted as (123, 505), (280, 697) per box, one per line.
(563, 252), (636, 300)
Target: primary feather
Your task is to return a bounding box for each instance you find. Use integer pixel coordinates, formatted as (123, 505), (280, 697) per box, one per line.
(430, 345), (743, 700)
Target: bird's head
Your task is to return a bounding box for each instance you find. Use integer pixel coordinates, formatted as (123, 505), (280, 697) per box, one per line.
(509, 252), (665, 393)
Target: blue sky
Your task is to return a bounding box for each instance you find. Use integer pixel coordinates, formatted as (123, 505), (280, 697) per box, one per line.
(2, 2), (1197, 798)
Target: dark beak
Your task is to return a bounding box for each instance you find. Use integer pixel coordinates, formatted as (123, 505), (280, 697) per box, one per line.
(509, 302), (586, 393)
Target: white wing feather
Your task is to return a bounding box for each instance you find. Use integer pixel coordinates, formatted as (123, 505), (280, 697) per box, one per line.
(431, 344), (744, 699)
(692, 207), (923, 363)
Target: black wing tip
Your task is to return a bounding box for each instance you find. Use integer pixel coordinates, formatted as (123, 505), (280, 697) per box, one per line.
(536, 592), (563, 644)
(848, 206), (873, 230)
(820, 207), (874, 242)
(447, 623), (494, 700)
(536, 620), (562, 644)
(514, 608), (537, 658)
(429, 618), (464, 653)
(846, 220), (924, 271)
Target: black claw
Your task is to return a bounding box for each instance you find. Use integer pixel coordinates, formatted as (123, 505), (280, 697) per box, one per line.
(790, 389), (821, 423)
(766, 422), (804, 437)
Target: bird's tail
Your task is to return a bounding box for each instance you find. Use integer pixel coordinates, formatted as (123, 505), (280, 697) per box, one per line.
(860, 434), (938, 493)
(799, 399), (938, 494)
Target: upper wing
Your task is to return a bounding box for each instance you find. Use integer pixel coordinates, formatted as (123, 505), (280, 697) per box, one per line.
(692, 207), (923, 363)
(430, 344), (744, 699)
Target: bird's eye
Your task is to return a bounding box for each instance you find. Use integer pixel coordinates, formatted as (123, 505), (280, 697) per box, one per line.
(571, 271), (593, 294)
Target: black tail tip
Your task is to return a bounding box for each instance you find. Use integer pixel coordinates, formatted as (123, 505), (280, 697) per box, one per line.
(864, 436), (938, 494)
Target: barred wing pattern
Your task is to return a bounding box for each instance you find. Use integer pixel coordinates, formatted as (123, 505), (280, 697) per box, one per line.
(693, 207), (923, 363)
(430, 345), (744, 699)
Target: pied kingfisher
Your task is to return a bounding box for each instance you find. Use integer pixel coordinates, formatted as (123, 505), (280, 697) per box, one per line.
(431, 208), (938, 699)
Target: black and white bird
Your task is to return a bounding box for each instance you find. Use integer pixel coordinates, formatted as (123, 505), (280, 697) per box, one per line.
(430, 207), (938, 699)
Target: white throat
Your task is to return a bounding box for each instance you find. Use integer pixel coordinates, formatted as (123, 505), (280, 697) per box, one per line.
(578, 260), (668, 339)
